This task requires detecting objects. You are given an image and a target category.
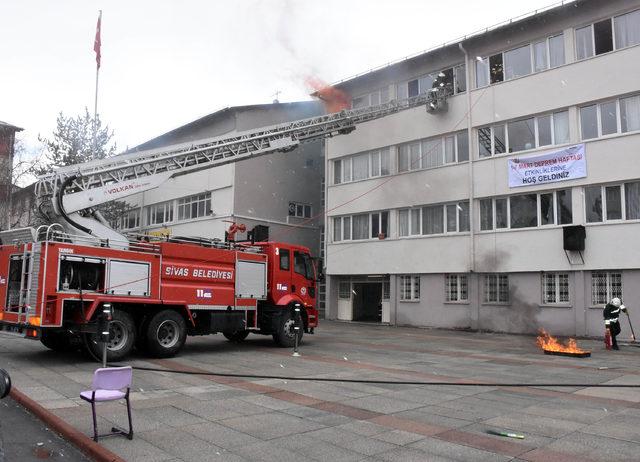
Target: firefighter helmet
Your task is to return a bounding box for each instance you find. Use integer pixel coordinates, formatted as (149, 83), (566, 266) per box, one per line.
(612, 297), (622, 308)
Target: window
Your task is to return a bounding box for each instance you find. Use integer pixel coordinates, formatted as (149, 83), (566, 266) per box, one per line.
(351, 87), (390, 109)
(542, 273), (570, 304)
(333, 148), (391, 184)
(480, 190), (572, 230)
(585, 181), (640, 222)
(504, 44), (531, 80)
(146, 201), (173, 225)
(294, 251), (313, 280)
(177, 193), (211, 221)
(621, 95), (640, 133)
(580, 105), (599, 139)
(400, 275), (420, 301)
(591, 271), (622, 305)
(398, 131), (468, 171)
(383, 280), (390, 300)
(577, 10), (640, 60)
(478, 111), (569, 157)
(289, 201), (312, 218)
(484, 274), (509, 303)
(614, 9), (640, 49)
(507, 118), (535, 152)
(113, 209), (140, 230)
(333, 212), (389, 242)
(476, 34), (565, 88)
(400, 202), (468, 236)
(279, 249), (290, 270)
(445, 274), (468, 302)
(398, 64), (466, 98)
(338, 281), (351, 299)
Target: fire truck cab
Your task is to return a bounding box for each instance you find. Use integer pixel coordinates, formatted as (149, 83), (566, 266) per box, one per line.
(0, 226), (319, 360)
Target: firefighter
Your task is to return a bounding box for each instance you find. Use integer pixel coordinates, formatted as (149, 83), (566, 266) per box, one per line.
(604, 297), (627, 350)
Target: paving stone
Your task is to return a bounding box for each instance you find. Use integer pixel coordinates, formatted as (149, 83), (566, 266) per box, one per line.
(181, 421), (260, 449)
(220, 412), (325, 439)
(137, 405), (207, 427)
(409, 436), (512, 461)
(372, 430), (426, 446)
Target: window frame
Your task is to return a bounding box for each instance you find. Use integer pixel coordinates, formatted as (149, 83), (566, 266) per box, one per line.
(146, 201), (174, 226)
(575, 10), (640, 61)
(541, 272), (570, 305)
(591, 271), (623, 306)
(483, 274), (510, 304)
(333, 148), (391, 185)
(479, 189), (572, 231)
(177, 192), (212, 221)
(445, 274), (469, 303)
(475, 33), (565, 88)
(289, 201), (312, 218)
(332, 211), (390, 242)
(583, 181), (640, 223)
(477, 110), (569, 157)
(400, 275), (421, 301)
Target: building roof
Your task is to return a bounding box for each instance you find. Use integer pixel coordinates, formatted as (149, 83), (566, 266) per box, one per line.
(331, 0), (586, 91)
(0, 120), (23, 132)
(133, 101), (321, 152)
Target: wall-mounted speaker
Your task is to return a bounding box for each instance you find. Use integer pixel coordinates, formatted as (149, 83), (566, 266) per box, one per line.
(563, 225), (585, 251)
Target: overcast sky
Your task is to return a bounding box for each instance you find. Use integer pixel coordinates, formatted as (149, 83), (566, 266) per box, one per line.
(1, 0), (556, 154)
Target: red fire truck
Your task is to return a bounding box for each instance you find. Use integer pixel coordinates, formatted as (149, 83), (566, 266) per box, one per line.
(0, 88), (444, 360)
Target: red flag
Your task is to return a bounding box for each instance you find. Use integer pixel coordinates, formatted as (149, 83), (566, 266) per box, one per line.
(94, 11), (102, 69)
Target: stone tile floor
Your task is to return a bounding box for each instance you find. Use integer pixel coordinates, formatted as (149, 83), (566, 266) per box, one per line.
(2, 321), (640, 461)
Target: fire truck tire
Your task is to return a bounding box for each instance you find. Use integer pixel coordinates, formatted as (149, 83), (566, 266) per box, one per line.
(223, 330), (250, 342)
(40, 330), (71, 352)
(85, 310), (136, 362)
(145, 310), (187, 358)
(273, 314), (302, 348)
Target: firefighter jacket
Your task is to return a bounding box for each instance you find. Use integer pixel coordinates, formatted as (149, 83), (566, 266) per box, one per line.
(603, 303), (626, 325)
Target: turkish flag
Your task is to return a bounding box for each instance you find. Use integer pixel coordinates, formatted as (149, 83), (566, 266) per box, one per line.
(94, 11), (102, 69)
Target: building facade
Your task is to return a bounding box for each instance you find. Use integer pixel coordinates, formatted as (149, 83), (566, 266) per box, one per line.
(115, 102), (327, 313)
(325, 0), (640, 337)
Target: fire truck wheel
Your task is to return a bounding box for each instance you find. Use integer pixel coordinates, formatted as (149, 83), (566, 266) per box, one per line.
(85, 310), (136, 362)
(40, 330), (71, 352)
(145, 310), (187, 358)
(223, 330), (250, 342)
(273, 314), (302, 348)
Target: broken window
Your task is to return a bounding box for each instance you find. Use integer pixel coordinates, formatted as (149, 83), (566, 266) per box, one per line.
(489, 53), (503, 83)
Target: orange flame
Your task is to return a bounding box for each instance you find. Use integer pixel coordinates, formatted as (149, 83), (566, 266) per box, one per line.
(536, 329), (588, 353)
(306, 76), (351, 113)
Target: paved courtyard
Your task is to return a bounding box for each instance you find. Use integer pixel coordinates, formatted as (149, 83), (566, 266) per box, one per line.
(2, 321), (640, 461)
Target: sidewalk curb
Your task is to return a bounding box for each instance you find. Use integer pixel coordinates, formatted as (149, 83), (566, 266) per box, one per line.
(9, 387), (125, 462)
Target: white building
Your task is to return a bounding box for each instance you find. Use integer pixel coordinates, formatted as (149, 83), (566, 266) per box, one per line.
(114, 101), (327, 312)
(324, 0), (640, 337)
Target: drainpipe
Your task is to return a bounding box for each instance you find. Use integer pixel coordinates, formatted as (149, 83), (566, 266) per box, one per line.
(459, 42), (478, 329)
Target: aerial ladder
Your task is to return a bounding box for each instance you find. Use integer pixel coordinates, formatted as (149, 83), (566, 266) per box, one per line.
(33, 87), (449, 247)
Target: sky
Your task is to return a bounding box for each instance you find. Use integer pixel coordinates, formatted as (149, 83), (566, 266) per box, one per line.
(1, 0), (557, 155)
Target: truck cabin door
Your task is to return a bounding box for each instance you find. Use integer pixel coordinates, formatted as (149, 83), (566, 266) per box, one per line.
(292, 250), (315, 303)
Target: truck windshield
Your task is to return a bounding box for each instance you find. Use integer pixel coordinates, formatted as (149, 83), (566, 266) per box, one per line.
(294, 251), (314, 280)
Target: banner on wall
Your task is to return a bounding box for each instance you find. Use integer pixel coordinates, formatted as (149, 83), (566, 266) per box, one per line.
(508, 144), (586, 188)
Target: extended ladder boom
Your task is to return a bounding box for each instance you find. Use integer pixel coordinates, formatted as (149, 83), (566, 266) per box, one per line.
(36, 91), (443, 209)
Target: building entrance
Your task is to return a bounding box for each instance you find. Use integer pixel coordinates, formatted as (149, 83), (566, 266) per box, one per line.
(352, 282), (382, 322)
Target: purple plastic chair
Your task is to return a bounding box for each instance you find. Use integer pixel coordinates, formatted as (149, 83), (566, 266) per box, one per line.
(80, 366), (133, 442)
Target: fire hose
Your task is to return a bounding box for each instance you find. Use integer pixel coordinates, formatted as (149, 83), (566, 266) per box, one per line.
(102, 363), (640, 388)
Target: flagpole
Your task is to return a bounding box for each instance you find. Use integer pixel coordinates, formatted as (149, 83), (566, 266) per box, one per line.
(93, 10), (102, 156)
